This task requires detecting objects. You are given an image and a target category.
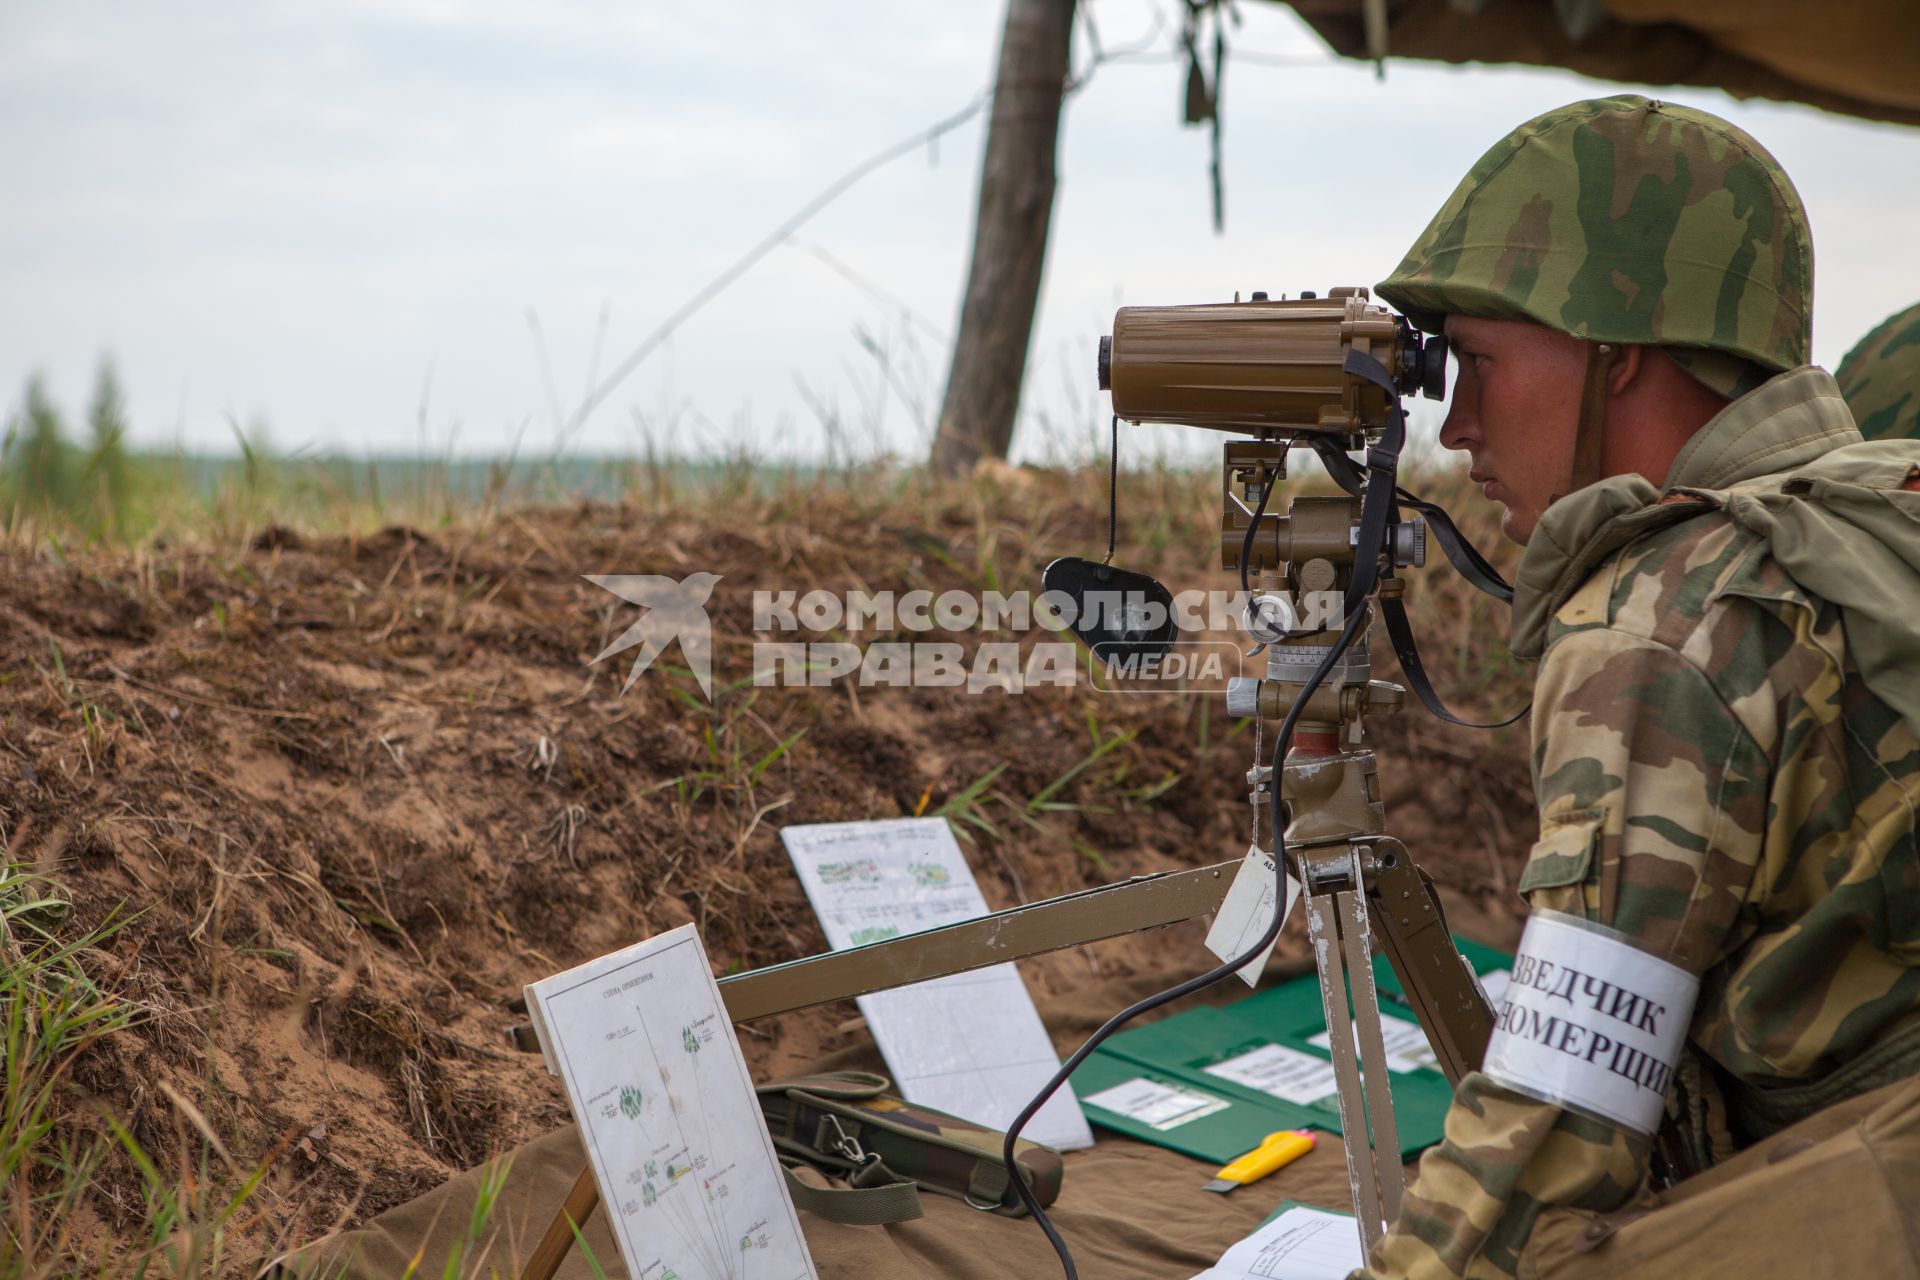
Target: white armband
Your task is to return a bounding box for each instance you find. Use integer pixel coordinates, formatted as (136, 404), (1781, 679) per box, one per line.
(1480, 911), (1700, 1134)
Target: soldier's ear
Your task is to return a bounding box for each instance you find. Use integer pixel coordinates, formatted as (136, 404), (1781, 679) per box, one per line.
(1606, 345), (1645, 396)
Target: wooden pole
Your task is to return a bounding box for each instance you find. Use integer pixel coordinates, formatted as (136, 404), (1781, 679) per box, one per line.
(929, 0), (1077, 476)
(519, 1165), (600, 1280)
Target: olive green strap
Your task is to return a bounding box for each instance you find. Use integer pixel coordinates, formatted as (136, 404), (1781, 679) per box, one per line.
(780, 1160), (924, 1226)
(1568, 341), (1616, 494)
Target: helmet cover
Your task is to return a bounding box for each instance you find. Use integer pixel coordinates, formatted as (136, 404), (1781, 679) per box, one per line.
(1836, 302), (1920, 440)
(1377, 94), (1812, 377)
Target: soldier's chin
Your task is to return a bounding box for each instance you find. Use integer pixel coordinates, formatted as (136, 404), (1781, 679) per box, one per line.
(1498, 503), (1537, 547)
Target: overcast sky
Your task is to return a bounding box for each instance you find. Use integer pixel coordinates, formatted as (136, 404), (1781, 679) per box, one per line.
(5, 1), (1918, 465)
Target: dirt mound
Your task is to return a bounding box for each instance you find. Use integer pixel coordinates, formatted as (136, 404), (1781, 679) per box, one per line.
(0, 469), (1534, 1267)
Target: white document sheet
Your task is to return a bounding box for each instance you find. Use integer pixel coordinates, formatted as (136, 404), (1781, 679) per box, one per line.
(781, 817), (1095, 1152)
(1192, 1204), (1365, 1280)
(525, 925), (817, 1280)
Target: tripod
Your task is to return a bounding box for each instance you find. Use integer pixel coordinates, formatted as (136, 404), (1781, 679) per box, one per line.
(1228, 435), (1496, 1253)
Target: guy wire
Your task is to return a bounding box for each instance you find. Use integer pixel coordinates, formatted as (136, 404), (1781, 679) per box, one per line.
(1105, 413), (1119, 565)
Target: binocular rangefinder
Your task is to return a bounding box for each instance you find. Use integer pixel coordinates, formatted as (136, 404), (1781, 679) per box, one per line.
(1097, 286), (1447, 436)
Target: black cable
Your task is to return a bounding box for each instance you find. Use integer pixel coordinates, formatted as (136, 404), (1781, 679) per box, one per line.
(1237, 459), (1277, 599)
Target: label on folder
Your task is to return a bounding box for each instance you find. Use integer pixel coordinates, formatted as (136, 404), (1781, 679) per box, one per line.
(1074, 933), (1514, 1163)
(1081, 1077), (1231, 1130)
(1203, 1043), (1340, 1106)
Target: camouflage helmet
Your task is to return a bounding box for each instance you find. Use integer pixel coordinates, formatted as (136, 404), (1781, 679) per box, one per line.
(1376, 94), (1813, 382)
(1836, 302), (1920, 440)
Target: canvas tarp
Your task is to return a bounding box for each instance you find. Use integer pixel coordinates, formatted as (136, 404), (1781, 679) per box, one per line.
(1284, 0), (1920, 128)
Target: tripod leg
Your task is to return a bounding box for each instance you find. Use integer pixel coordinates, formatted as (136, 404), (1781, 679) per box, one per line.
(1338, 858), (1405, 1225)
(1305, 886), (1384, 1256)
(1367, 843), (1494, 1086)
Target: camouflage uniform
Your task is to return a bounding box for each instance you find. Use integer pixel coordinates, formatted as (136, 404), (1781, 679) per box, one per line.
(1837, 301), (1920, 440)
(1358, 96), (1920, 1279)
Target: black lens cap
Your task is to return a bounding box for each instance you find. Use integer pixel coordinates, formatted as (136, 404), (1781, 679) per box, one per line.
(1040, 556), (1176, 663)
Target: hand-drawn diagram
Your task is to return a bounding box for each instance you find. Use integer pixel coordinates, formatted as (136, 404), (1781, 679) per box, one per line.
(814, 858), (879, 885)
(527, 925), (817, 1280)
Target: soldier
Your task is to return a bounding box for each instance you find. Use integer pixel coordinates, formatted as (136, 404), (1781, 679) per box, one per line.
(1359, 95), (1920, 1277)
(1837, 301), (1920, 440)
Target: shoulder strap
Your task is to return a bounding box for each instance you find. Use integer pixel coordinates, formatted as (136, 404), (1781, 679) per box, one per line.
(780, 1158), (924, 1225)
(758, 1070), (891, 1102)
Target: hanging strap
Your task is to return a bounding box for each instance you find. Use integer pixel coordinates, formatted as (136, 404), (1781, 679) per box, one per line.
(1105, 412), (1120, 565)
(1330, 351), (1529, 730)
(1340, 348), (1405, 616)
(1393, 487), (1513, 604)
(1379, 596), (1529, 728)
(780, 1158), (925, 1225)
(1308, 436), (1515, 605)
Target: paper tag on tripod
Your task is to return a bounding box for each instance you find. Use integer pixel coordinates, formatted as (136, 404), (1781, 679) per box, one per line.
(1205, 844), (1298, 987)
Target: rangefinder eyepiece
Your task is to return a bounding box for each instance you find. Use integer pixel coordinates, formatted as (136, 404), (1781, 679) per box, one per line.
(1096, 286), (1447, 436)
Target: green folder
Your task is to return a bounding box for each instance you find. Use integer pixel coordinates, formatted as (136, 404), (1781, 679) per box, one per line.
(1069, 1052), (1307, 1165)
(1072, 935), (1510, 1163)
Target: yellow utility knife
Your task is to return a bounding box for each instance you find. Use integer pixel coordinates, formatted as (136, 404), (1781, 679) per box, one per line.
(1202, 1129), (1318, 1193)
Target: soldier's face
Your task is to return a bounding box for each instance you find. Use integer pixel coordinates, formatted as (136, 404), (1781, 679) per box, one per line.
(1438, 315), (1589, 545)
